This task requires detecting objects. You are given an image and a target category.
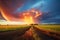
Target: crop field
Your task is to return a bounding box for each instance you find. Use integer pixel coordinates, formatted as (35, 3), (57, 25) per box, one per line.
(0, 24), (60, 32)
(0, 25), (29, 31)
(36, 24), (60, 32)
(0, 24), (60, 40)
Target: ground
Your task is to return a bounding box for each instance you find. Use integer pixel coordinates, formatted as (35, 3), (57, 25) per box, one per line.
(0, 24), (60, 40)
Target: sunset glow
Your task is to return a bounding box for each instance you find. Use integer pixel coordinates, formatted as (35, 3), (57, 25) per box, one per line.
(0, 8), (41, 24)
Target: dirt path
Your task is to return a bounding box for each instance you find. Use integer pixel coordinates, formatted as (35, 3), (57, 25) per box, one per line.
(0, 25), (60, 40)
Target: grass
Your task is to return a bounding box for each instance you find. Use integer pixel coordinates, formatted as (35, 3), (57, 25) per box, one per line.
(0, 25), (29, 31)
(36, 24), (60, 32)
(0, 24), (60, 32)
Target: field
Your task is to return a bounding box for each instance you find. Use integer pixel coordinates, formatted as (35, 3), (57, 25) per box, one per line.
(35, 24), (60, 32)
(0, 24), (60, 32)
(0, 24), (60, 40)
(0, 25), (30, 31)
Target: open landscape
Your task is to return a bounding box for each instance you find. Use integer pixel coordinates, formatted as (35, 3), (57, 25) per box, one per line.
(35, 24), (60, 32)
(0, 0), (60, 40)
(0, 25), (29, 31)
(0, 24), (60, 40)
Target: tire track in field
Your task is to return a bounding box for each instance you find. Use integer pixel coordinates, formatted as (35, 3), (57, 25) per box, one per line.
(33, 26), (60, 40)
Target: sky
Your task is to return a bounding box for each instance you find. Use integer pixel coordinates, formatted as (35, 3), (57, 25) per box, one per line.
(0, 0), (60, 24)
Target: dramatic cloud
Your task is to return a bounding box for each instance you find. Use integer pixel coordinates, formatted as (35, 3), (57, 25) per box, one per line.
(0, 0), (60, 24)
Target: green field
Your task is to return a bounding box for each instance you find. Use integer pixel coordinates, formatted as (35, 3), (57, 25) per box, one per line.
(0, 25), (29, 31)
(0, 24), (60, 32)
(35, 24), (60, 32)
